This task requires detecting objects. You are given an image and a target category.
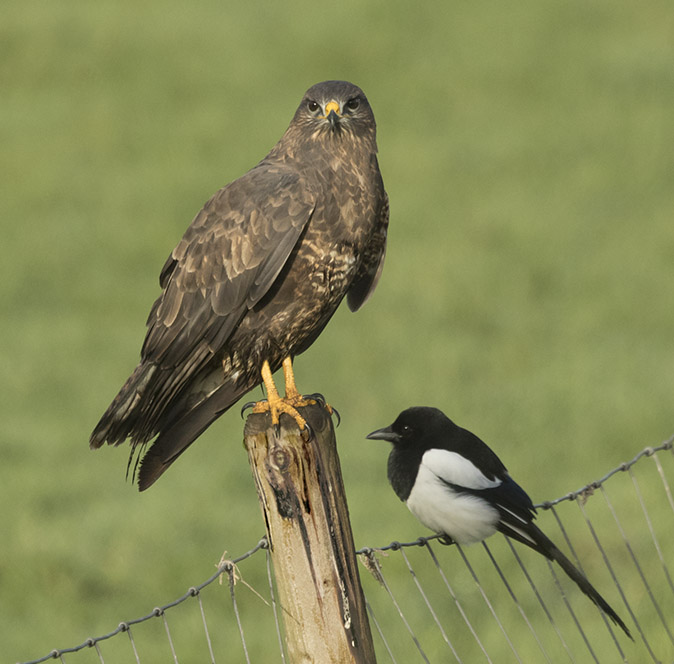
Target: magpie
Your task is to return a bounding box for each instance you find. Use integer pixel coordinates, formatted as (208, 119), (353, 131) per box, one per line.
(367, 406), (632, 639)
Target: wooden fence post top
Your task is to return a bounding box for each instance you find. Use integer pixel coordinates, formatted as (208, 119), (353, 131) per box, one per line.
(243, 403), (332, 439)
(244, 402), (377, 663)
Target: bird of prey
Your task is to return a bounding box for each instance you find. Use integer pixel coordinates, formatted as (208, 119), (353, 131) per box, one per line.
(367, 407), (632, 639)
(90, 80), (388, 490)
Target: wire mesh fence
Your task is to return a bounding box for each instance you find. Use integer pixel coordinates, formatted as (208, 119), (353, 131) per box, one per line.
(18, 437), (674, 664)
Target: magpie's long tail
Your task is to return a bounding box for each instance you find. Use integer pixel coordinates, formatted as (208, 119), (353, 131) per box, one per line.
(518, 523), (632, 639)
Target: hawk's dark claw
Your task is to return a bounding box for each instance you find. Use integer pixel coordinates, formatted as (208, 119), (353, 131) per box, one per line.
(302, 420), (313, 439)
(305, 392), (326, 406)
(241, 401), (257, 418)
(304, 393), (340, 426)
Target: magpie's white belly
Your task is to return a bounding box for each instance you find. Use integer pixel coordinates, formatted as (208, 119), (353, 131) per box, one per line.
(406, 464), (500, 544)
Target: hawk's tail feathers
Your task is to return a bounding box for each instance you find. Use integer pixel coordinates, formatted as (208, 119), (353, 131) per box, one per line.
(136, 381), (248, 491)
(90, 361), (253, 490)
(89, 363), (158, 449)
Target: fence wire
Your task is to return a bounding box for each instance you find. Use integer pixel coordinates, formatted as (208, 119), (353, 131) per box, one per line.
(17, 437), (674, 664)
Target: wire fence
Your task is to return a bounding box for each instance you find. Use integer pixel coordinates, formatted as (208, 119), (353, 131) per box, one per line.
(18, 437), (674, 664)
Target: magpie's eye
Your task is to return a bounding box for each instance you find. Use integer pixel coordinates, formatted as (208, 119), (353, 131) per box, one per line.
(345, 98), (360, 111)
(400, 424), (412, 435)
(307, 100), (320, 113)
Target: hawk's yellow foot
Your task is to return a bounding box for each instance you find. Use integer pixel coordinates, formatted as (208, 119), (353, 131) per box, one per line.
(281, 356), (340, 425)
(251, 358), (316, 430)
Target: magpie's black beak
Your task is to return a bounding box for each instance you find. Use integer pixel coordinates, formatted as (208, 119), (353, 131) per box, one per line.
(366, 425), (400, 444)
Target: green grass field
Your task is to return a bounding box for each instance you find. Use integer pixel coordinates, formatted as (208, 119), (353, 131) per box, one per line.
(2, 0), (673, 661)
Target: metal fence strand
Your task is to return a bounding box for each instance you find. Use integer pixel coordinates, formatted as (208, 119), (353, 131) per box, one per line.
(547, 560), (601, 663)
(548, 501), (626, 658)
(555, 500), (627, 653)
(652, 452), (674, 517)
(225, 562), (251, 664)
(576, 496), (652, 662)
(92, 640), (104, 663)
(544, 508), (604, 663)
(28, 539), (266, 664)
(481, 541), (552, 664)
(568, 497), (629, 661)
(629, 467), (674, 596)
(124, 624), (141, 664)
(365, 597), (398, 664)
(629, 469), (674, 593)
(192, 589), (216, 664)
(598, 484), (674, 648)
(537, 437), (674, 510)
(358, 534), (442, 555)
(398, 547), (463, 663)
(454, 542), (523, 664)
(504, 537), (576, 663)
(157, 610), (179, 664)
(264, 542), (287, 663)
(548, 506), (585, 573)
(362, 548), (431, 663)
(424, 541), (493, 663)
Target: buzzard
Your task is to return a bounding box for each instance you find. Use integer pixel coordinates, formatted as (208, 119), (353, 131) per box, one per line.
(90, 80), (389, 490)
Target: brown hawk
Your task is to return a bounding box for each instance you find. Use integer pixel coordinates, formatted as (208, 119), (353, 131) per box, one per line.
(90, 80), (389, 490)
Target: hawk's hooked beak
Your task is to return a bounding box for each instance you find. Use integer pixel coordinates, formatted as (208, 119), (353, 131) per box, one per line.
(324, 100), (341, 127)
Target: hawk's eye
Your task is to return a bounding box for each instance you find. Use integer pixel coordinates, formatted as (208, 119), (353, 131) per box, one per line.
(345, 98), (360, 111)
(307, 100), (320, 113)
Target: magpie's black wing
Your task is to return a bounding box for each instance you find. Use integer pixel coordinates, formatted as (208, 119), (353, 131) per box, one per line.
(445, 424), (510, 481)
(443, 472), (539, 547)
(443, 474), (632, 638)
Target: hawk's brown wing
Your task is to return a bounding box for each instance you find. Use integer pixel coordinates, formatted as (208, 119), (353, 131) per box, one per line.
(90, 163), (315, 448)
(144, 164), (316, 366)
(347, 191), (389, 312)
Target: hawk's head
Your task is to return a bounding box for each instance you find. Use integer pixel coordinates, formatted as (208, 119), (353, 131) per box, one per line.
(291, 80), (377, 144)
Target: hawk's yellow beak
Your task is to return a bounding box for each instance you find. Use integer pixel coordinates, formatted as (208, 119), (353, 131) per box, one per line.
(324, 101), (340, 116)
(324, 100), (341, 128)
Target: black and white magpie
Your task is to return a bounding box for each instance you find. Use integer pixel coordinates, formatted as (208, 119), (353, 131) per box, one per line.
(367, 406), (632, 639)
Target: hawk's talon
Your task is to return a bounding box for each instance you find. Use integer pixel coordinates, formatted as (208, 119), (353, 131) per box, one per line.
(305, 392), (325, 406)
(241, 401), (257, 418)
(303, 392), (340, 425)
(251, 394), (309, 432)
(248, 358), (333, 435)
(298, 419), (313, 440)
(330, 405), (341, 427)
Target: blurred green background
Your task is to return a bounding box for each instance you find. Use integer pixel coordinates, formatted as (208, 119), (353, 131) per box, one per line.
(2, 0), (673, 661)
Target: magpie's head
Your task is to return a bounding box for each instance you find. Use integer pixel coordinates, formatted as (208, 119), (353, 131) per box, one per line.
(366, 406), (454, 451)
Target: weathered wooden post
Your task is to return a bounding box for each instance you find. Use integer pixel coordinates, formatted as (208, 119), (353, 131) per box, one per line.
(244, 402), (376, 663)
